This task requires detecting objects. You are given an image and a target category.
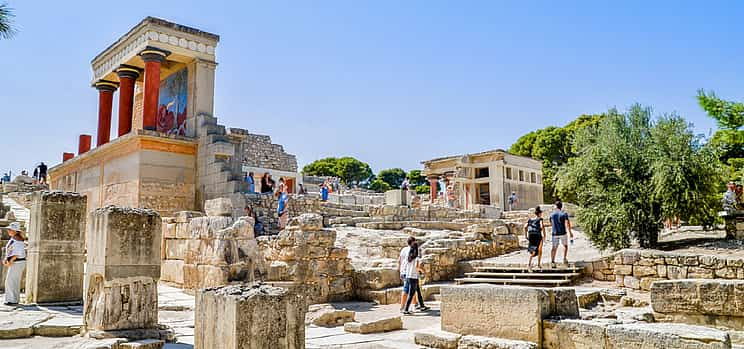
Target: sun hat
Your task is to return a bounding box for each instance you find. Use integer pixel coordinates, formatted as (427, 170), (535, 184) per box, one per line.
(8, 222), (22, 232)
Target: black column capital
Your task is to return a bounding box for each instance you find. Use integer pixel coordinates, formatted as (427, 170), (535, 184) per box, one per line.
(139, 46), (171, 63)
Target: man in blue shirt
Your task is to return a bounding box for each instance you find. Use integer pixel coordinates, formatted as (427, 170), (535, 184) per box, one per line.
(245, 172), (255, 193)
(549, 200), (573, 268)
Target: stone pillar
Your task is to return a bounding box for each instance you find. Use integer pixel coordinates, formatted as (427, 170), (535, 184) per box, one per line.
(139, 47), (170, 131)
(78, 134), (92, 155)
(24, 191), (86, 304)
(62, 152), (74, 162)
(94, 80), (118, 147)
(429, 177), (438, 203)
(116, 65), (141, 137)
(195, 284), (306, 349)
(83, 206), (161, 334)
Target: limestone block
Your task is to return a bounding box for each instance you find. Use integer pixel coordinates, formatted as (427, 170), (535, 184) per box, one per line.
(651, 279), (744, 317)
(688, 266), (715, 279)
(204, 198), (233, 217)
(414, 328), (462, 349)
(287, 213), (323, 231)
(552, 288), (580, 318)
(305, 303), (355, 326)
(183, 264), (229, 289)
(161, 260), (184, 284)
(25, 191), (87, 304)
(187, 216), (233, 240)
(84, 276), (158, 332)
(457, 335), (537, 349)
(119, 340), (165, 349)
(174, 211), (204, 223)
(623, 276), (640, 289)
(195, 284), (306, 349)
(384, 190), (407, 206)
(605, 323), (730, 349)
(343, 316), (402, 334)
(353, 267), (402, 290)
(632, 265), (657, 278)
(164, 239), (188, 260)
(667, 265), (688, 279)
(639, 277), (665, 291)
(542, 319), (609, 349)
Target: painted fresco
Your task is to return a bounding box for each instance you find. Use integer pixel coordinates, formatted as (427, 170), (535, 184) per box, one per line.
(157, 68), (188, 135)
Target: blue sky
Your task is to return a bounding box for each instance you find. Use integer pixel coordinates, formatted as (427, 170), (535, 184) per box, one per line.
(1, 1), (742, 176)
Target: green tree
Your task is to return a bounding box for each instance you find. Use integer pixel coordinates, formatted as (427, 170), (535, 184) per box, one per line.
(556, 105), (722, 250)
(0, 3), (16, 39)
(335, 157), (373, 185)
(377, 168), (407, 188)
(697, 90), (744, 181)
(406, 169), (427, 187)
(302, 157), (339, 177)
(369, 178), (391, 192)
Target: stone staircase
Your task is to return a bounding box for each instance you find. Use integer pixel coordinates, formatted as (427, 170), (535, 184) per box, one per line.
(2, 195), (30, 229)
(456, 264), (583, 287)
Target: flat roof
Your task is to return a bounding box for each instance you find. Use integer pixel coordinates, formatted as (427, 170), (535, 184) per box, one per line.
(422, 148), (540, 165)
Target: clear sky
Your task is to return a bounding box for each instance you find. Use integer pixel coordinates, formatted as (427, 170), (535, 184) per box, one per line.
(1, 1), (742, 176)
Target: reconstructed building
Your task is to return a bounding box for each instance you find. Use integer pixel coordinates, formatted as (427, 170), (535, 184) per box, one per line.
(49, 17), (300, 216)
(422, 149), (543, 210)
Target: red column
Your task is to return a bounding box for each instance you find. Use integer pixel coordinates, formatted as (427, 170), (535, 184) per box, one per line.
(62, 152), (74, 162)
(139, 47), (170, 131)
(94, 80), (118, 147)
(116, 66), (140, 136)
(78, 134), (92, 155)
(429, 177), (438, 203)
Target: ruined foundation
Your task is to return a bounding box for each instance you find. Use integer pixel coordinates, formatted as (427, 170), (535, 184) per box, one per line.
(195, 284), (306, 349)
(83, 206), (161, 334)
(24, 191), (87, 304)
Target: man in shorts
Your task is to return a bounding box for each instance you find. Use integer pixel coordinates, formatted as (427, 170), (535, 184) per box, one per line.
(549, 200), (573, 268)
(398, 236), (417, 311)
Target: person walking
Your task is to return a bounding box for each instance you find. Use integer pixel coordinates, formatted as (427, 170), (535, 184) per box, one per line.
(549, 201), (573, 268)
(723, 181), (737, 211)
(398, 237), (418, 311)
(245, 172), (255, 193)
(508, 192), (519, 211)
(321, 180), (329, 201)
(446, 185), (455, 208)
(38, 162), (48, 184)
(277, 186), (289, 230)
(3, 222), (27, 305)
(524, 206), (546, 271)
(402, 241), (430, 315)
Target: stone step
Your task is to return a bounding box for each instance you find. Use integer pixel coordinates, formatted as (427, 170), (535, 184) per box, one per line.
(321, 207), (369, 217)
(474, 265), (582, 273)
(465, 271), (580, 280)
(455, 277), (573, 286)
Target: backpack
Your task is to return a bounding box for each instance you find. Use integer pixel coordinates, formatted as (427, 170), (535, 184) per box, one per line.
(527, 218), (541, 234)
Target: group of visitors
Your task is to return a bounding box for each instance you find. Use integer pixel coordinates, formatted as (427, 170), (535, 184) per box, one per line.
(3, 222), (26, 306)
(524, 200), (573, 271)
(397, 236), (430, 315)
(723, 181), (744, 211)
(320, 179), (333, 201)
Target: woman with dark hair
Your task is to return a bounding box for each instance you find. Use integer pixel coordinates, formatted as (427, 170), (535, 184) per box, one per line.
(524, 206), (546, 272)
(402, 242), (430, 315)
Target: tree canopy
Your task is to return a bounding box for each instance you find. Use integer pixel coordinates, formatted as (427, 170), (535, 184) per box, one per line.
(555, 105), (722, 249)
(377, 168), (407, 188)
(302, 156), (373, 185)
(697, 90), (744, 181)
(0, 3), (16, 39)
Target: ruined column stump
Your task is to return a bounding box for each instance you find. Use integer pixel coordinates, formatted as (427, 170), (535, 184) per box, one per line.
(83, 206), (162, 336)
(195, 284), (307, 349)
(25, 191), (87, 304)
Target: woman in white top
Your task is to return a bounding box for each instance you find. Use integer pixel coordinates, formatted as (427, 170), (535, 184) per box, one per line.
(402, 242), (430, 314)
(3, 222), (27, 305)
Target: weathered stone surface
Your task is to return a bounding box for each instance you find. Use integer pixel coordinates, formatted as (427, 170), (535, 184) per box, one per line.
(457, 335), (537, 349)
(343, 316), (402, 334)
(0, 311), (50, 339)
(542, 319), (610, 349)
(119, 339), (165, 348)
(32, 315), (82, 337)
(305, 303), (355, 327)
(651, 279), (744, 316)
(25, 190), (86, 303)
(605, 323), (730, 349)
(414, 328), (462, 349)
(441, 285), (577, 345)
(204, 198), (233, 217)
(84, 206), (161, 333)
(195, 284), (306, 349)
(288, 213), (324, 231)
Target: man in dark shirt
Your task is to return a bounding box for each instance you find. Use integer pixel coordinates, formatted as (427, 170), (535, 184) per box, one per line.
(549, 200), (573, 268)
(37, 162), (48, 184)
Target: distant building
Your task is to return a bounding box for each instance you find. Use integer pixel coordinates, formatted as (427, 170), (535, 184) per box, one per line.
(421, 149), (543, 210)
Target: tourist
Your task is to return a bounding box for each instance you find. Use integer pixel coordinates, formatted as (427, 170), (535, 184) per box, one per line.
(402, 241), (430, 315)
(277, 178), (285, 194)
(32, 167), (39, 181)
(737, 184), (744, 210)
(260, 173), (272, 194)
(1, 172), (10, 183)
(321, 180), (329, 201)
(298, 183), (307, 195)
(524, 206), (546, 271)
(723, 181), (737, 211)
(446, 185), (455, 208)
(401, 178), (410, 191)
(398, 236), (418, 311)
(3, 222), (27, 306)
(508, 192), (519, 211)
(549, 201), (573, 268)
(245, 172), (255, 193)
(37, 162), (47, 184)
(277, 185), (289, 230)
(244, 206), (263, 236)
(268, 174), (276, 192)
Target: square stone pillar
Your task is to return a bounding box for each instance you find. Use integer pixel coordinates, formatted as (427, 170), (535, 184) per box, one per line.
(195, 284), (306, 349)
(25, 191), (87, 304)
(83, 206), (161, 333)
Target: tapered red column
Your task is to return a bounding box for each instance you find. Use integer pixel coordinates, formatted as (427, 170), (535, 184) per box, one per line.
(78, 134), (92, 155)
(139, 47), (170, 131)
(62, 152), (74, 162)
(429, 177), (438, 203)
(116, 66), (141, 136)
(94, 80), (118, 147)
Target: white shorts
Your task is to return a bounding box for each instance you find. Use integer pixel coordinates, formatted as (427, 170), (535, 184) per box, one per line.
(552, 235), (568, 247)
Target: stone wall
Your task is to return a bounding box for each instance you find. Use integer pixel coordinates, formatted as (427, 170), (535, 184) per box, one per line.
(722, 210), (744, 239)
(235, 130), (298, 172)
(160, 209), (263, 290)
(587, 249), (744, 291)
(651, 279), (744, 330)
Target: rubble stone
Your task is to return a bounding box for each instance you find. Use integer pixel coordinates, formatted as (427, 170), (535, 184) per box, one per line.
(414, 328), (462, 349)
(457, 335), (537, 349)
(343, 316), (402, 334)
